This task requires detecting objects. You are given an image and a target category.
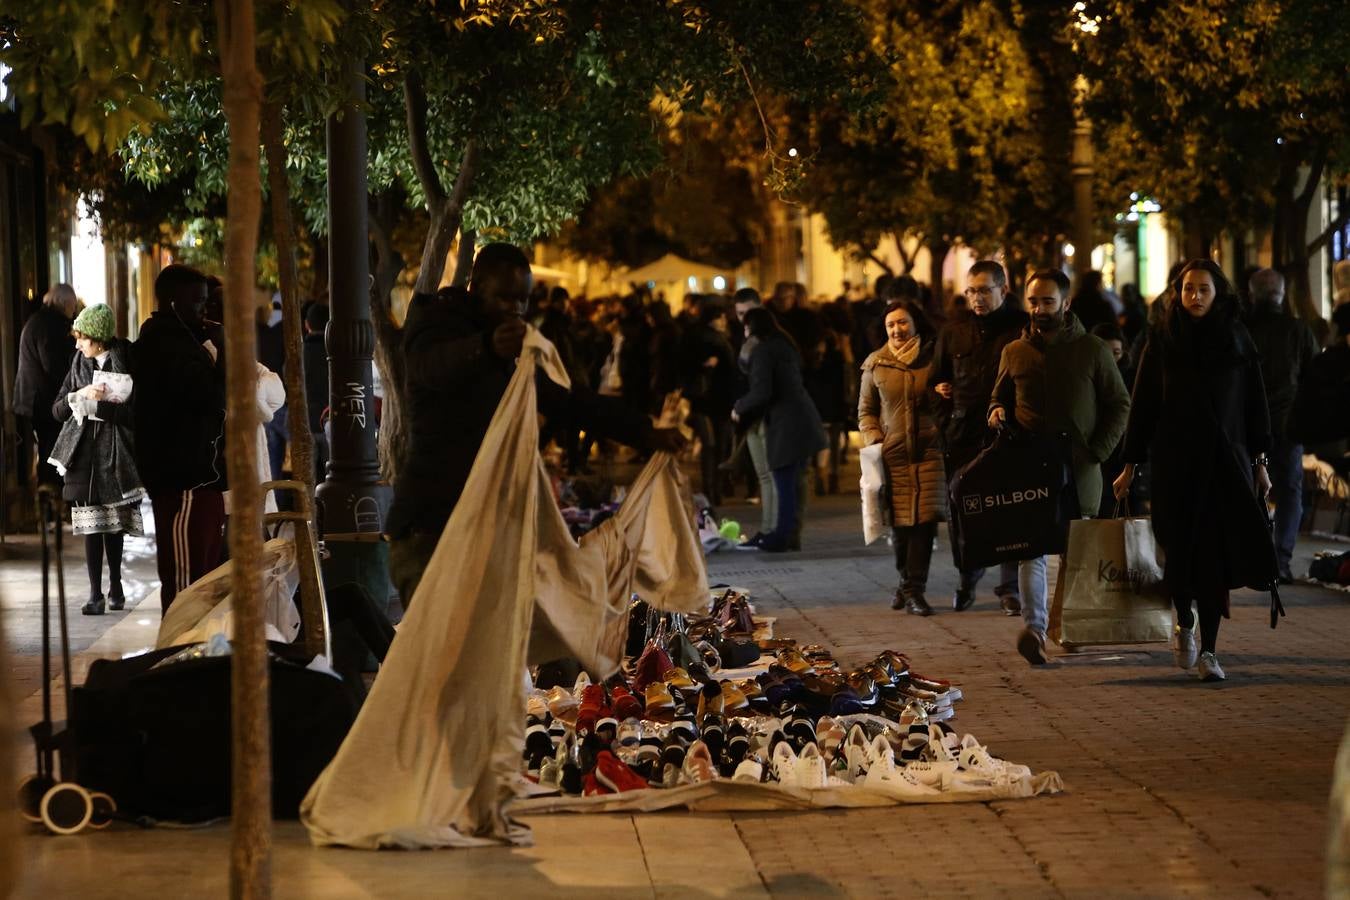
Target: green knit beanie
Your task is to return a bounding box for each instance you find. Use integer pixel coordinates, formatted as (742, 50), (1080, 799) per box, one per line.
(72, 304), (115, 342)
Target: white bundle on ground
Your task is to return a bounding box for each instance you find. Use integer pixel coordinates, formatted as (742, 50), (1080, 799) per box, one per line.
(155, 535), (301, 647)
(301, 329), (708, 850)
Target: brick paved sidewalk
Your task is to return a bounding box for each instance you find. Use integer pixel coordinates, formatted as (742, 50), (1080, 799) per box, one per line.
(8, 480), (1349, 898)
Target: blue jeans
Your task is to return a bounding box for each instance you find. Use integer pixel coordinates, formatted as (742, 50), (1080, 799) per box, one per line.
(1019, 555), (1049, 634)
(770, 460), (805, 539)
(1270, 437), (1303, 575)
(959, 562), (1020, 599)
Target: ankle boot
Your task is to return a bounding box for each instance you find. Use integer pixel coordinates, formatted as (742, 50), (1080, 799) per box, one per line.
(82, 594), (106, 616)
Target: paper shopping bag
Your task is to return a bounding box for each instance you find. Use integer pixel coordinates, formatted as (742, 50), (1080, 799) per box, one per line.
(859, 443), (890, 545)
(1049, 517), (1171, 647)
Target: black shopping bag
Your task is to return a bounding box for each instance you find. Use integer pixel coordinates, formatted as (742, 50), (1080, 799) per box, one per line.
(948, 429), (1079, 570)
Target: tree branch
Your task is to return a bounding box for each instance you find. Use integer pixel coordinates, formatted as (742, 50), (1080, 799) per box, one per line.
(1307, 210), (1350, 258)
(452, 227), (476, 286)
(403, 71), (447, 210)
(1294, 141), (1329, 212)
(867, 251), (894, 276)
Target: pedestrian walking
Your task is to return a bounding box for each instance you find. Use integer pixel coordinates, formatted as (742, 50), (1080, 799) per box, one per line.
(989, 269), (1131, 666)
(732, 307), (827, 552)
(1244, 268), (1319, 583)
(1114, 259), (1279, 682)
(679, 300), (736, 506)
(931, 260), (1029, 613)
(859, 299), (947, 615)
(47, 304), (144, 615)
(733, 289), (776, 535)
(12, 283), (78, 489)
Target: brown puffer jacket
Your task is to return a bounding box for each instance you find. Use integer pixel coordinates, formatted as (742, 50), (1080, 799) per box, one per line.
(859, 340), (948, 526)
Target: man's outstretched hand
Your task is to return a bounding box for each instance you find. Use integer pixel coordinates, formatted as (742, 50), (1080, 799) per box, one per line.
(490, 317), (527, 360)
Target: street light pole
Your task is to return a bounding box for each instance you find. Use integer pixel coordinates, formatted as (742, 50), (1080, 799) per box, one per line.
(316, 46), (391, 605)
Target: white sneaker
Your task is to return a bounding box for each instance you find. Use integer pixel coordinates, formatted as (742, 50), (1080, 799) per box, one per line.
(957, 734), (1032, 781)
(794, 742), (847, 789)
(863, 748), (941, 799)
(770, 740), (798, 784)
(1172, 626), (1199, 670)
(841, 724), (872, 782)
(1197, 651), (1226, 682)
(926, 725), (960, 763)
(732, 756), (764, 783)
(900, 757), (960, 787)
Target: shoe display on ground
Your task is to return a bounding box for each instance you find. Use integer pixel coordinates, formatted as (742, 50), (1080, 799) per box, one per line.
(1197, 651), (1226, 682)
(516, 584), (1050, 803)
(1171, 626), (1199, 670)
(1016, 627), (1049, 666)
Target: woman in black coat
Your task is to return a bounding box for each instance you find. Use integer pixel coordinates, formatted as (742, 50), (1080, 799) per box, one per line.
(49, 305), (145, 615)
(1114, 259), (1278, 682)
(733, 307), (828, 552)
(679, 302), (737, 506)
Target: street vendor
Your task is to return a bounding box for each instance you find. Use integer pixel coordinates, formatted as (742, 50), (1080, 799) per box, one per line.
(386, 242), (685, 607)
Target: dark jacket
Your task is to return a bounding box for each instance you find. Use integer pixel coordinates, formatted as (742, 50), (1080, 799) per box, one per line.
(931, 302), (1029, 455)
(387, 291), (652, 537)
(12, 303), (75, 420)
(678, 322), (736, 418)
(50, 340), (142, 505)
(1289, 343), (1350, 446)
(859, 340), (948, 526)
(1245, 306), (1319, 441)
(734, 332), (828, 470)
(990, 313), (1132, 515)
(131, 311), (227, 493)
(302, 332), (329, 433)
(805, 340), (850, 425)
(1122, 311), (1277, 594)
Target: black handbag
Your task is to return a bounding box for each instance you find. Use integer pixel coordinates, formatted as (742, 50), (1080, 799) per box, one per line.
(948, 427), (1079, 570)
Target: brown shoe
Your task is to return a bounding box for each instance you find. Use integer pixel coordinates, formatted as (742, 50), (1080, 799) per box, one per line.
(1000, 595), (1022, 616)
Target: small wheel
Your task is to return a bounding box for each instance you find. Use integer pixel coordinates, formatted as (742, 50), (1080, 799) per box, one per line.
(89, 792), (117, 830)
(17, 773), (55, 823)
(40, 782), (93, 835)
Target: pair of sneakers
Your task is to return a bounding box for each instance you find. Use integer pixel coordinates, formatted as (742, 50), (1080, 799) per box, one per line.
(1171, 625), (1225, 681)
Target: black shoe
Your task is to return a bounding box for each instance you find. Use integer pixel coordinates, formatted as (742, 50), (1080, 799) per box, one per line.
(108, 588), (126, 611)
(952, 589), (975, 612)
(82, 595), (106, 616)
(1000, 595), (1022, 616)
(905, 595), (933, 617)
(891, 590), (906, 611)
(1277, 572), (1295, 586)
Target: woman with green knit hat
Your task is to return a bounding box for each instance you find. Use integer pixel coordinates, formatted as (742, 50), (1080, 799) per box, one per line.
(48, 302), (145, 615)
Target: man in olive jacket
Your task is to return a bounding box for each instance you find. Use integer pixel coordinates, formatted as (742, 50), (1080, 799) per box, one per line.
(988, 269), (1130, 665)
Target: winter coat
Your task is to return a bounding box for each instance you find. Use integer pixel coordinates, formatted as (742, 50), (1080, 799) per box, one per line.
(931, 303), (1030, 456)
(733, 331), (828, 470)
(131, 311), (227, 493)
(302, 331), (328, 433)
(678, 322), (736, 418)
(1289, 343), (1350, 446)
(12, 303), (75, 421)
(387, 290), (651, 537)
(990, 312), (1131, 516)
(858, 340), (948, 526)
(1122, 309), (1277, 595)
(49, 340), (143, 506)
(1245, 307), (1320, 441)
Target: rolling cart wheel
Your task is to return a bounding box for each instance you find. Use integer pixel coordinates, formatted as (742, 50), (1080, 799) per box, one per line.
(17, 773), (55, 823)
(39, 782), (93, 835)
(88, 792), (117, 829)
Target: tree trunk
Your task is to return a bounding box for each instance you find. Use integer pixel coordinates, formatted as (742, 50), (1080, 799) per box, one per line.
(261, 98), (326, 657)
(215, 0), (270, 895)
(927, 239), (951, 314)
(0, 604), (17, 894)
(452, 228), (476, 286)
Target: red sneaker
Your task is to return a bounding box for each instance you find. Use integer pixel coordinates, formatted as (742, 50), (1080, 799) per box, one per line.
(610, 684), (643, 720)
(576, 684), (610, 734)
(582, 772), (613, 796)
(594, 750), (650, 793)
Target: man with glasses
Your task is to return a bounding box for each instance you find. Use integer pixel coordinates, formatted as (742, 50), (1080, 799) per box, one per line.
(931, 260), (1029, 613)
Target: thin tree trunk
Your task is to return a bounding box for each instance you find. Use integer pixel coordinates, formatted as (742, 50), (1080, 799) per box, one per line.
(0, 605), (17, 894)
(452, 228), (477, 286)
(261, 98), (325, 657)
(216, 0), (270, 895)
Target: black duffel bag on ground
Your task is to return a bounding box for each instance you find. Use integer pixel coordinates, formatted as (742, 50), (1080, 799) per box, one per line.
(948, 428), (1080, 571)
(72, 642), (355, 823)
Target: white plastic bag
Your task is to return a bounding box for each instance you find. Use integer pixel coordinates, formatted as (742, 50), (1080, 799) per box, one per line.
(859, 443), (890, 545)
